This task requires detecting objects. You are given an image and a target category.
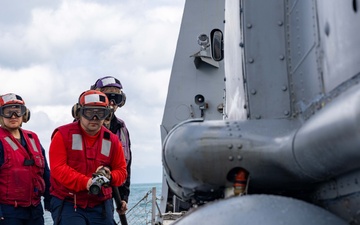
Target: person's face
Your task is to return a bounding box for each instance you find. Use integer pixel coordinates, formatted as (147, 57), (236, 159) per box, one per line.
(79, 107), (109, 135)
(2, 113), (23, 130)
(100, 87), (121, 111)
(79, 115), (104, 135)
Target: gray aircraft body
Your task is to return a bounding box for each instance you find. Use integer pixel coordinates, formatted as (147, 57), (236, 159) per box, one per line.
(159, 0), (360, 224)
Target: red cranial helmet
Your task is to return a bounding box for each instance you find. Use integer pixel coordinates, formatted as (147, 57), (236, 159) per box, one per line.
(0, 93), (25, 106)
(78, 90), (109, 107)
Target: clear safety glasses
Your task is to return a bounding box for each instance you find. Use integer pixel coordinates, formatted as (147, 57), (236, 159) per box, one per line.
(105, 93), (124, 106)
(0, 104), (26, 118)
(80, 107), (111, 120)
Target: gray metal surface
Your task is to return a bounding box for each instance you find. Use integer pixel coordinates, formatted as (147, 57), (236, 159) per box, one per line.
(173, 195), (347, 225)
(286, 0), (323, 112)
(160, 0), (226, 141)
(159, 0), (226, 216)
(316, 0), (360, 92)
(314, 170), (360, 224)
(163, 82), (360, 196)
(243, 0), (290, 119)
(159, 0), (360, 224)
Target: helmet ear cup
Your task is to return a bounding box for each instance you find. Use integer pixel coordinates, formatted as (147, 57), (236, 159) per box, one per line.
(90, 79), (100, 90)
(118, 92), (126, 108)
(72, 103), (81, 120)
(22, 108), (30, 123)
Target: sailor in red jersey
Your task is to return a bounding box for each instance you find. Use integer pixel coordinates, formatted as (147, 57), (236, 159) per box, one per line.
(0, 93), (51, 225)
(49, 90), (127, 225)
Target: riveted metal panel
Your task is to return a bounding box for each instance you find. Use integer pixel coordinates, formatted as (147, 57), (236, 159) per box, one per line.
(242, 0), (290, 119)
(316, 0), (360, 92)
(286, 0), (323, 113)
(161, 0), (225, 139)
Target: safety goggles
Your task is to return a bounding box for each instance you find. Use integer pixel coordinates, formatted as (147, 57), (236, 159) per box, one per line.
(105, 93), (124, 106)
(0, 104), (26, 118)
(80, 107), (111, 120)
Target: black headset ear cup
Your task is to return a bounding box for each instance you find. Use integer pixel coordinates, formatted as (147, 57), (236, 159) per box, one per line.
(72, 103), (81, 120)
(23, 108), (30, 123)
(118, 92), (126, 108)
(90, 79), (101, 90)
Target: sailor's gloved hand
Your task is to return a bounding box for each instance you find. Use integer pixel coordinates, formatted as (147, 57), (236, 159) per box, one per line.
(86, 178), (92, 191)
(95, 166), (112, 180)
(116, 200), (128, 215)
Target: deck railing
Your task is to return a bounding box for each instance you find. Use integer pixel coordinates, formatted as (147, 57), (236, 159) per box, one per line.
(116, 187), (160, 225)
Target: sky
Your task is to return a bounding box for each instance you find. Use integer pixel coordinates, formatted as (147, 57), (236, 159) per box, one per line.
(0, 0), (185, 184)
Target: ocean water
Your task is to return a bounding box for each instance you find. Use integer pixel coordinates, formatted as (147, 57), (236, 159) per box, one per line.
(44, 183), (162, 225)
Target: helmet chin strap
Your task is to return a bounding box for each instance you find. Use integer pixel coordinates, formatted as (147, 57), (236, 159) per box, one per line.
(104, 120), (111, 129)
(103, 108), (115, 129)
